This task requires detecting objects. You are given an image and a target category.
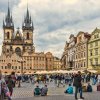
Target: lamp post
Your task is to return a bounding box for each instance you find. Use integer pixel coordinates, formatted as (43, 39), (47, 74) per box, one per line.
(18, 58), (26, 75)
(17, 58), (26, 87)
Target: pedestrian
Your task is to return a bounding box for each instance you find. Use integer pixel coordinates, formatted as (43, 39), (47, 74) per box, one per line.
(11, 72), (16, 88)
(17, 75), (21, 87)
(7, 75), (14, 96)
(2, 82), (11, 100)
(73, 71), (84, 100)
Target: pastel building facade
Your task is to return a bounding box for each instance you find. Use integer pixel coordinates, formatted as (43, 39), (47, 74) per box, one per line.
(88, 28), (100, 69)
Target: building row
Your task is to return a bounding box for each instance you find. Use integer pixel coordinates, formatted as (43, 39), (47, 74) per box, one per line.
(61, 28), (100, 70)
(0, 4), (61, 75)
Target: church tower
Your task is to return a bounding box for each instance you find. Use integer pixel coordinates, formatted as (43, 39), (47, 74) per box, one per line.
(3, 2), (14, 43)
(22, 6), (34, 45)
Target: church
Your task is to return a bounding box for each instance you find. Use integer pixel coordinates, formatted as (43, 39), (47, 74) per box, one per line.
(0, 4), (54, 75)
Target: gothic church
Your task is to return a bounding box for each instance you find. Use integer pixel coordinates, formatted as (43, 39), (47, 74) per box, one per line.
(0, 4), (54, 74)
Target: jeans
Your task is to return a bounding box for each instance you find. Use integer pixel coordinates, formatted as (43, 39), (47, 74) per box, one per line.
(75, 87), (83, 99)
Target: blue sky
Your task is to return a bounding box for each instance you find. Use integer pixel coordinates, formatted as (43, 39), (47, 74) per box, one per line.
(0, 0), (100, 57)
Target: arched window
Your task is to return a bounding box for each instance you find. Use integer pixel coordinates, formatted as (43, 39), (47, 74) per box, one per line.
(7, 32), (10, 39)
(27, 32), (29, 39)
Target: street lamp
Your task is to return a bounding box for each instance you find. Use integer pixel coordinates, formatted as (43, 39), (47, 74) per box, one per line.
(17, 59), (26, 75)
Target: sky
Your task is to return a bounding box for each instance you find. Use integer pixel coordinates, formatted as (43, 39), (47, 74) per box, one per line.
(0, 0), (100, 57)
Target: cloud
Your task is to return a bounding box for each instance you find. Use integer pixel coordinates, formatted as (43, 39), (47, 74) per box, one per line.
(0, 0), (100, 57)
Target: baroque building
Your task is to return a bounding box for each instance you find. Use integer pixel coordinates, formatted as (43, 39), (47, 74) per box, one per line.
(67, 34), (76, 69)
(61, 32), (91, 70)
(0, 4), (54, 74)
(88, 28), (100, 70)
(74, 32), (90, 70)
(61, 41), (69, 70)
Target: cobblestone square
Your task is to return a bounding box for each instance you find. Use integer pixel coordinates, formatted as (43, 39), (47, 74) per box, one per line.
(12, 82), (100, 100)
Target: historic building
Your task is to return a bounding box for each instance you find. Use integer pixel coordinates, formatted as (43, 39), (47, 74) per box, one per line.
(61, 41), (69, 70)
(67, 34), (76, 69)
(88, 28), (100, 70)
(74, 32), (90, 70)
(0, 4), (54, 74)
(61, 32), (91, 70)
(53, 57), (61, 70)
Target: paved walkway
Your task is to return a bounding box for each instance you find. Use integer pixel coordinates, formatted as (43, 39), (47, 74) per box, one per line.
(13, 93), (100, 100)
(12, 82), (100, 100)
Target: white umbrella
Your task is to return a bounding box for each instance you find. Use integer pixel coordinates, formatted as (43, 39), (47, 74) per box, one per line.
(87, 70), (97, 73)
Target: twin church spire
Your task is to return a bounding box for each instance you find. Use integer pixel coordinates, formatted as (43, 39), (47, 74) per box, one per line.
(3, 2), (14, 30)
(3, 2), (34, 31)
(22, 6), (34, 31)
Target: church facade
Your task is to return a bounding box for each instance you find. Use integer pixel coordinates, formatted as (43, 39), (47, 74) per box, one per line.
(0, 5), (54, 74)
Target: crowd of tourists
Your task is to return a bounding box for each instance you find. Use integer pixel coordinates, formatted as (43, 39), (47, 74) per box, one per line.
(0, 70), (100, 100)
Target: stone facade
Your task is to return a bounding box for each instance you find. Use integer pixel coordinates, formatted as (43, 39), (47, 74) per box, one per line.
(53, 57), (61, 70)
(67, 34), (76, 69)
(61, 41), (69, 69)
(61, 32), (91, 70)
(74, 32), (90, 70)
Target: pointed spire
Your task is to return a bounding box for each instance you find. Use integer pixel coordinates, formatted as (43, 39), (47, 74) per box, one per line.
(3, 19), (5, 27)
(32, 21), (34, 29)
(26, 2), (29, 19)
(22, 3), (34, 31)
(3, 0), (14, 30)
(11, 15), (12, 22)
(30, 16), (31, 23)
(8, 0), (10, 17)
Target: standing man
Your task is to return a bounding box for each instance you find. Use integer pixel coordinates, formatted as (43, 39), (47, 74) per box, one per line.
(7, 75), (14, 96)
(73, 71), (84, 100)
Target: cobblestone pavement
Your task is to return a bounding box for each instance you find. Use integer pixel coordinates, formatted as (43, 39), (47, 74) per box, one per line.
(12, 82), (100, 100)
(13, 92), (100, 100)
(12, 82), (65, 99)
